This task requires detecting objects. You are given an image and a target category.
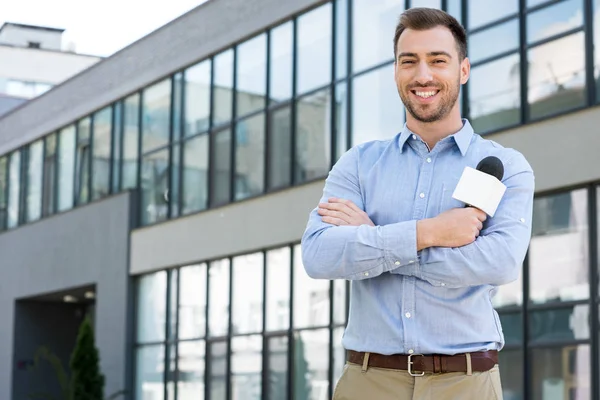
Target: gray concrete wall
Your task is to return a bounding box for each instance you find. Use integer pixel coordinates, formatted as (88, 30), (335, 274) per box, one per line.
(0, 192), (132, 400)
(0, 0), (327, 155)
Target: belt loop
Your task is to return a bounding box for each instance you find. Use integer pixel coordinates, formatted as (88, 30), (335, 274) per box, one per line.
(465, 353), (472, 376)
(362, 352), (370, 372)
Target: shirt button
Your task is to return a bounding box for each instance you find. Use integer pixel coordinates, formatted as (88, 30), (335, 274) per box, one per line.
(364, 272), (369, 276)
(426, 157), (432, 163)
(405, 312), (411, 318)
(520, 218), (525, 223)
(419, 193), (425, 198)
(409, 260), (414, 264)
(441, 283), (446, 286)
(412, 134), (417, 140)
(395, 261), (400, 265)
(408, 349), (414, 354)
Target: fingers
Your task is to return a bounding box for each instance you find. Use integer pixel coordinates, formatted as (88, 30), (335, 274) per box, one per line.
(321, 216), (348, 226)
(329, 197), (363, 213)
(317, 207), (350, 223)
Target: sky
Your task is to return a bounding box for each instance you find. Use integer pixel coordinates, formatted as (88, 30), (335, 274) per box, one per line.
(0, 0), (209, 57)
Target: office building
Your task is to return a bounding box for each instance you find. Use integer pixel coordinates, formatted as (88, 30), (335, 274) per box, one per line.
(0, 0), (599, 398)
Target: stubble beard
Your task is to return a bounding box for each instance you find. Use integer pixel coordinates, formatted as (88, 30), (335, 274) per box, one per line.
(399, 77), (461, 123)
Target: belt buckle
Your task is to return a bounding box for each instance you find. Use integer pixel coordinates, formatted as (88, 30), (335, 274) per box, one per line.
(407, 354), (425, 377)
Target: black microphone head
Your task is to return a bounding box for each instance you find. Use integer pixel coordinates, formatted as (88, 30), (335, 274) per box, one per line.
(475, 156), (504, 181)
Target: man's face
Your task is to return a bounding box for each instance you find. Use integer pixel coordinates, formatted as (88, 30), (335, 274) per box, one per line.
(394, 26), (469, 123)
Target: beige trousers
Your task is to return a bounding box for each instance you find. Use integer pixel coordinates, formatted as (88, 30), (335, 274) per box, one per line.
(333, 361), (504, 400)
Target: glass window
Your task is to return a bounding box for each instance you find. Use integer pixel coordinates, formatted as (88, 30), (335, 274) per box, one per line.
(267, 336), (288, 400)
(26, 140), (43, 222)
(92, 106), (112, 200)
(469, 19), (519, 64)
(208, 259), (230, 337)
(352, 0), (404, 73)
(213, 49), (234, 126)
(142, 79), (171, 154)
(333, 327), (346, 386)
(492, 263), (523, 308)
(469, 54), (521, 133)
(333, 279), (347, 325)
(7, 150), (21, 228)
(527, 0), (583, 45)
(411, 0), (441, 8)
(335, 0), (348, 80)
(178, 341), (205, 397)
(0, 157), (7, 230)
(468, 0), (518, 30)
(236, 34), (267, 117)
(528, 32), (586, 120)
(334, 82), (348, 161)
(210, 128), (231, 207)
(352, 64), (405, 146)
(75, 117), (91, 205)
(499, 312), (523, 346)
(530, 304), (589, 344)
(266, 247), (291, 332)
(446, 0), (462, 23)
(529, 189), (589, 304)
(123, 94), (140, 190)
(295, 88), (331, 184)
(136, 271), (167, 343)
(595, 0), (600, 102)
(208, 341), (227, 400)
(172, 73), (183, 143)
(182, 134), (209, 215)
(112, 102), (122, 193)
(235, 113), (265, 201)
(58, 125), (75, 212)
(269, 22), (293, 104)
(170, 144), (180, 219)
(179, 264), (207, 340)
(42, 134), (57, 217)
(531, 345), (590, 399)
(498, 349), (523, 400)
(293, 329), (330, 400)
(168, 270), (178, 341)
(140, 149), (169, 225)
(135, 345), (165, 400)
(267, 106), (291, 190)
(185, 60), (211, 136)
(232, 253), (264, 335)
(527, 0), (549, 7)
(297, 3), (332, 94)
(231, 335), (262, 400)
(293, 244), (330, 328)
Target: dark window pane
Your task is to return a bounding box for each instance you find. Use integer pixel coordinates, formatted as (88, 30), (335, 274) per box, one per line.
(267, 336), (288, 400)
(499, 312), (523, 346)
(352, 64), (404, 146)
(531, 345), (590, 400)
(58, 125), (75, 212)
(42, 134), (57, 217)
(232, 253), (264, 334)
(170, 144), (180, 218)
(7, 150), (21, 228)
(142, 79), (171, 153)
(335, 0), (348, 80)
(26, 140), (43, 222)
(112, 102), (122, 193)
(468, 0), (518, 30)
(297, 4), (332, 94)
(236, 34), (267, 117)
(208, 259), (230, 337)
(168, 270), (178, 341)
(269, 22), (293, 104)
(178, 341), (205, 398)
(172, 73), (183, 142)
(469, 54), (521, 133)
(185, 60), (211, 136)
(411, 0), (441, 8)
(75, 117), (91, 205)
(498, 348), (523, 400)
(353, 0), (403, 73)
(213, 50), (234, 126)
(136, 271), (167, 343)
(446, 0), (463, 24)
(267, 106), (291, 190)
(182, 134), (209, 215)
(235, 113), (265, 200)
(293, 329), (330, 400)
(140, 149), (169, 225)
(293, 244), (330, 328)
(469, 19), (519, 64)
(231, 335), (262, 400)
(92, 106), (112, 200)
(208, 341), (227, 400)
(135, 345), (165, 400)
(529, 189), (588, 304)
(179, 264), (207, 339)
(530, 305), (589, 344)
(528, 32), (586, 120)
(527, 0), (582, 45)
(266, 247), (291, 332)
(295, 88), (331, 184)
(334, 81), (348, 161)
(527, 0), (547, 7)
(596, 0), (600, 102)
(210, 128), (231, 206)
(0, 157), (7, 230)
(122, 94), (140, 190)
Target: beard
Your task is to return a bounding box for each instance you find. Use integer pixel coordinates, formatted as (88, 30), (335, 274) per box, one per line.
(399, 77), (461, 123)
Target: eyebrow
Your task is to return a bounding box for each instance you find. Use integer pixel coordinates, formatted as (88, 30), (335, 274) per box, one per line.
(398, 51), (453, 59)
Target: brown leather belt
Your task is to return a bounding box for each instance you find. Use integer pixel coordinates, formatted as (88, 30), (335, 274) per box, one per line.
(347, 350), (498, 374)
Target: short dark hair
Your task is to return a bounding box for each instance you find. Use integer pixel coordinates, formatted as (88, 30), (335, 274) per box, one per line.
(393, 7), (467, 61)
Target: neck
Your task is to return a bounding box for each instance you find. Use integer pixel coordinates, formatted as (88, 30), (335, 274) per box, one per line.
(406, 109), (464, 150)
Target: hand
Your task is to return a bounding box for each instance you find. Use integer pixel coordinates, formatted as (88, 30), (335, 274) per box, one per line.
(418, 207), (487, 249)
(318, 198), (375, 227)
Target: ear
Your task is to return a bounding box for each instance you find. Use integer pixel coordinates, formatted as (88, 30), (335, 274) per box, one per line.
(460, 57), (470, 85)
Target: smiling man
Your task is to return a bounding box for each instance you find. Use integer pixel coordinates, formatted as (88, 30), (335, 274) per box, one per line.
(300, 7), (535, 400)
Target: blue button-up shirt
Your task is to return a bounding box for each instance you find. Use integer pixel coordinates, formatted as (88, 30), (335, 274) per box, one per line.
(301, 119), (534, 355)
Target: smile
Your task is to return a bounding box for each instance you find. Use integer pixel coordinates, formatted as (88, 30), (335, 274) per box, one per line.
(413, 90), (439, 98)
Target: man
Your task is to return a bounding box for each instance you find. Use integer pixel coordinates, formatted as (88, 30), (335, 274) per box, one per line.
(300, 7), (534, 400)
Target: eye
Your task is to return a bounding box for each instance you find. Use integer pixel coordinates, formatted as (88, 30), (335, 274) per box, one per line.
(401, 60), (415, 64)
(433, 59), (447, 64)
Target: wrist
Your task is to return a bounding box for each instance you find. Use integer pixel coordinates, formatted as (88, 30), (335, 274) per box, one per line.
(416, 218), (436, 250)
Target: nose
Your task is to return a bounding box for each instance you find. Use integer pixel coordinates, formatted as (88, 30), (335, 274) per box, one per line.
(415, 61), (433, 85)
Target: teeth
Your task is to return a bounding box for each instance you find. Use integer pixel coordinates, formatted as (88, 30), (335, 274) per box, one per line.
(415, 91), (437, 98)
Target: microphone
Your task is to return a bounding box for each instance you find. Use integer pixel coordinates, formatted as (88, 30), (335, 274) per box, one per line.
(452, 156), (507, 217)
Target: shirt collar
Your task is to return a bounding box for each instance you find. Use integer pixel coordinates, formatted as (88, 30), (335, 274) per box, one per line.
(397, 118), (474, 156)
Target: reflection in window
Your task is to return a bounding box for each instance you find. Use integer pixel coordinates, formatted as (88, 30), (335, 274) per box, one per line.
(0, 157), (7, 230)
(266, 247), (291, 331)
(75, 117), (91, 205)
(353, 0), (404, 73)
(527, 0), (582, 45)
(179, 264), (207, 340)
(140, 149), (169, 225)
(136, 271), (167, 343)
(530, 305), (589, 344)
(293, 244), (330, 328)
(529, 190), (589, 304)
(135, 345), (165, 400)
(269, 22), (293, 104)
(293, 329), (330, 400)
(26, 140), (43, 222)
(185, 60), (211, 136)
(235, 113), (265, 200)
(236, 34), (267, 117)
(209, 341), (228, 400)
(469, 19), (519, 64)
(295, 89), (331, 184)
(297, 4), (332, 94)
(122, 94), (140, 190)
(112, 102), (122, 193)
(469, 54), (521, 133)
(58, 125), (75, 212)
(498, 349), (523, 400)
(182, 134), (209, 215)
(446, 0), (462, 24)
(232, 253), (264, 334)
(352, 64), (404, 146)
(531, 345), (590, 399)
(528, 32), (586, 120)
(169, 144), (180, 219)
(178, 341), (205, 397)
(335, 0), (348, 80)
(210, 128), (231, 206)
(334, 82), (348, 161)
(267, 336), (288, 400)
(267, 106), (291, 190)
(499, 312), (523, 346)
(231, 335), (262, 400)
(92, 107), (112, 200)
(209, 259), (230, 337)
(142, 79), (171, 153)
(213, 50), (234, 126)
(468, 0), (518, 30)
(7, 150), (21, 228)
